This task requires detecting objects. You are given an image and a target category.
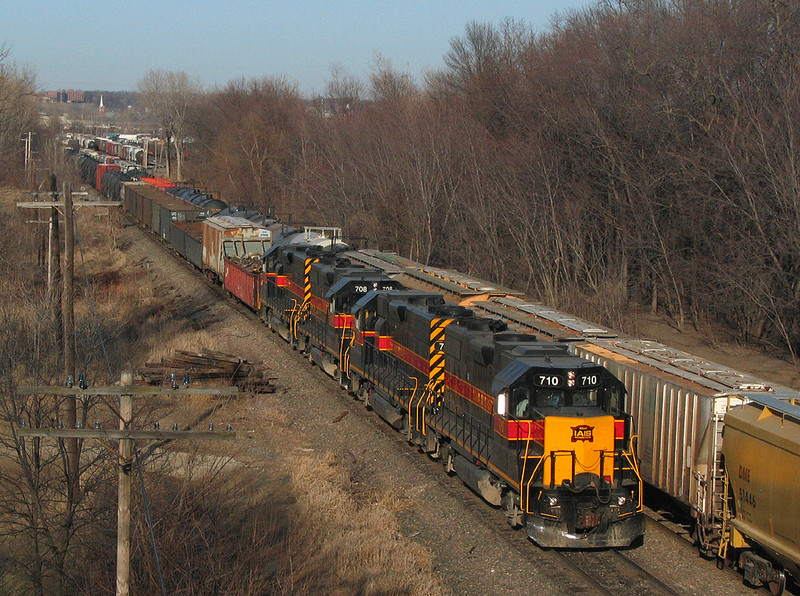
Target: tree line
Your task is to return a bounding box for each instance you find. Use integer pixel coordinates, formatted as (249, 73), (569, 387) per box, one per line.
(175, 0), (800, 360)
(96, 0), (784, 364)
(0, 45), (38, 184)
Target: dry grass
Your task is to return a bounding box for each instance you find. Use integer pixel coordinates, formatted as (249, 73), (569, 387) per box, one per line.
(0, 185), (447, 594)
(285, 452), (443, 595)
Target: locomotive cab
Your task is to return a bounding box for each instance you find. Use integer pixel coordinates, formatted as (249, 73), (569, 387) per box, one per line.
(504, 372), (625, 419)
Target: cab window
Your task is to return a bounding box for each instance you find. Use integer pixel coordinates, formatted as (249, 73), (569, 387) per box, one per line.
(535, 390), (564, 408)
(571, 389), (598, 407)
(510, 387), (530, 418)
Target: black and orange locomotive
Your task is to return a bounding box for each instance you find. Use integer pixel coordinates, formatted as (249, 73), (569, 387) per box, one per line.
(261, 242), (645, 548)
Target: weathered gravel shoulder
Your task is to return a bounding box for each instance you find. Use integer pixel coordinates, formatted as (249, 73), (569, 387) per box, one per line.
(120, 221), (758, 596)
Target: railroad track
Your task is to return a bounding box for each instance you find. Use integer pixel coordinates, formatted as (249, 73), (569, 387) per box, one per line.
(556, 549), (682, 595)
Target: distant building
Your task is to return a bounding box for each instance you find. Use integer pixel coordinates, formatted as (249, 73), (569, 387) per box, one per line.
(45, 89), (86, 103)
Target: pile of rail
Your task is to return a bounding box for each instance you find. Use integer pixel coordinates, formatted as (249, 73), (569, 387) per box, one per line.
(140, 350), (275, 392)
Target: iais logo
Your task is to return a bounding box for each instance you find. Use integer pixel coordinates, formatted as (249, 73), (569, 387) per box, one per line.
(571, 425), (594, 442)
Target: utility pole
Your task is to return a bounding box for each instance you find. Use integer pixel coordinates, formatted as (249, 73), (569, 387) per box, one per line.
(17, 187), (114, 378)
(22, 131), (33, 189)
(117, 372), (133, 596)
(63, 182), (77, 484)
(48, 177), (61, 346)
(15, 379), (238, 596)
(48, 174), (60, 296)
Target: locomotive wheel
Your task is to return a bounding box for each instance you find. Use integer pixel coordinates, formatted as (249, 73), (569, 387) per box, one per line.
(769, 571), (786, 596)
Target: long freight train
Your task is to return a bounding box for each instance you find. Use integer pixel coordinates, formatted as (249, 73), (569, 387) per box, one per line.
(68, 142), (800, 588)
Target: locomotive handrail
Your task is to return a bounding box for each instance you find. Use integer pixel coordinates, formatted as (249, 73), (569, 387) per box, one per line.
(400, 376), (420, 438)
(407, 378), (429, 434)
(625, 433), (644, 509)
(290, 299), (312, 339)
(523, 448), (638, 511)
(520, 435), (538, 513)
(339, 325), (355, 378)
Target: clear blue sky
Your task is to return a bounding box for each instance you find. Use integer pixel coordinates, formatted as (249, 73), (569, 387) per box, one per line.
(3, 0), (592, 96)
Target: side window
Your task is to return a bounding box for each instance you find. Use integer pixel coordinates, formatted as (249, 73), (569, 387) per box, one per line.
(511, 387), (530, 419)
(606, 386), (622, 415)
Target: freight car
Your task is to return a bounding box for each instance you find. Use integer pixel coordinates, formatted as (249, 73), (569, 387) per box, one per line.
(258, 242), (645, 548)
(718, 396), (800, 594)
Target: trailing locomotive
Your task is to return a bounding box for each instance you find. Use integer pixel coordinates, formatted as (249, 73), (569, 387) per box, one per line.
(260, 243), (645, 548)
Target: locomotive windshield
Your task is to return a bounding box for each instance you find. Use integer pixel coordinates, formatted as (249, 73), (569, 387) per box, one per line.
(510, 387), (600, 418)
(503, 366), (624, 419)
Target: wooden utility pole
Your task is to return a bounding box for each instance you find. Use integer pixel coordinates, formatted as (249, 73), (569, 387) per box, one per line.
(63, 182), (78, 483)
(23, 131), (34, 189)
(48, 175), (60, 297)
(16, 380), (238, 596)
(17, 188), (119, 368)
(117, 371), (133, 596)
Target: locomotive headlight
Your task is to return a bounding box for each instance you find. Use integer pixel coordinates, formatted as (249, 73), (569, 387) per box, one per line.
(497, 391), (508, 416)
(617, 496), (627, 506)
(548, 496), (559, 507)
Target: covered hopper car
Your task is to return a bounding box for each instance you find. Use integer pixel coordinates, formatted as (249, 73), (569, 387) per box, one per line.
(718, 396), (800, 595)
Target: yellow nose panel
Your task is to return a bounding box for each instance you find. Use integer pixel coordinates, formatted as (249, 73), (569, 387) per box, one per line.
(543, 416), (616, 485)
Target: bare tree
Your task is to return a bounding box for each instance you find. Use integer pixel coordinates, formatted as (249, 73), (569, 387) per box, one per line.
(137, 70), (202, 180)
(368, 53), (417, 104)
(324, 64), (365, 114)
(0, 45), (38, 183)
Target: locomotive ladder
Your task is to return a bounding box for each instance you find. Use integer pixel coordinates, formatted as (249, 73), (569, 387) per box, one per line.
(339, 326), (356, 380)
(409, 379), (443, 437)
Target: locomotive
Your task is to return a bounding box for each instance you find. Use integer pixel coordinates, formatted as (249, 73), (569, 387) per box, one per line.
(260, 243), (645, 547)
